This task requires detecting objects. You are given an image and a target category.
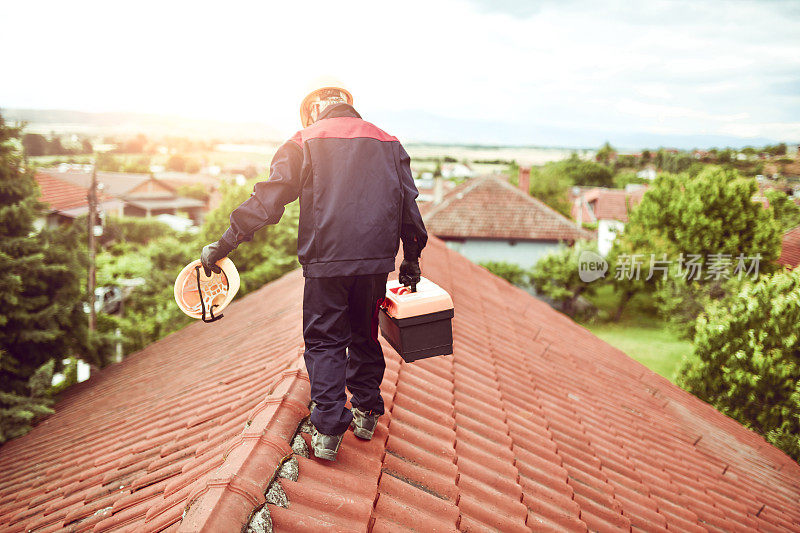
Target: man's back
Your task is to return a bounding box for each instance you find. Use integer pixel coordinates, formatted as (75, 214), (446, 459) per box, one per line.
(293, 107), (409, 277)
(221, 103), (426, 278)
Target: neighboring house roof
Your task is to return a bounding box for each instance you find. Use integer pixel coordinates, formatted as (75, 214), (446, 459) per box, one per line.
(779, 225), (800, 269)
(152, 172), (220, 192)
(571, 187), (647, 224)
(1, 238), (798, 531)
(54, 170), (153, 198)
(425, 175), (591, 242)
(35, 172), (120, 216)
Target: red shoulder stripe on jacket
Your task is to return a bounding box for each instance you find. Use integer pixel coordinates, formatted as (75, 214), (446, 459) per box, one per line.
(289, 130), (302, 147)
(301, 117), (398, 143)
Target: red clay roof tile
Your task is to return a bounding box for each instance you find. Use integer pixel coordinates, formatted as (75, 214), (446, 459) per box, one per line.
(1, 237), (799, 532)
(779, 225), (800, 268)
(35, 171), (115, 213)
(425, 175), (592, 242)
(570, 186), (648, 224)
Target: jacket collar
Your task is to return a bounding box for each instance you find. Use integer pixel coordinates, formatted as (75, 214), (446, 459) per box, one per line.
(317, 103), (362, 121)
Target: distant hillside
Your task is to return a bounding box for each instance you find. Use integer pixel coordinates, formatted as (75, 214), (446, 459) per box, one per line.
(1, 108), (283, 142)
(2, 107), (789, 151)
(370, 109), (783, 150)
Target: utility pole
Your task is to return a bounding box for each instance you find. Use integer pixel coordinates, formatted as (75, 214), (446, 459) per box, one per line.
(87, 158), (97, 332)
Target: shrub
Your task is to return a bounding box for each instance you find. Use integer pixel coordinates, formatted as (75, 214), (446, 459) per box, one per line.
(678, 269), (800, 461)
(479, 261), (530, 288)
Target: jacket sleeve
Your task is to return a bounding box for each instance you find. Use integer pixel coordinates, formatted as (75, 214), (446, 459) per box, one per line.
(397, 143), (428, 260)
(220, 138), (303, 249)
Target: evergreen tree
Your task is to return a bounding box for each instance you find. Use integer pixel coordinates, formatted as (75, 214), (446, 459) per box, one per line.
(0, 356), (55, 444)
(0, 113), (88, 441)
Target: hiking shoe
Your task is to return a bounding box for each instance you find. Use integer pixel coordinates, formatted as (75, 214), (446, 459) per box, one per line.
(350, 407), (380, 440)
(310, 426), (344, 461)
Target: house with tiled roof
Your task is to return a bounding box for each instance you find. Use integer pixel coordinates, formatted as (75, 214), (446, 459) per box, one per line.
(424, 174), (592, 268)
(1, 237), (799, 532)
(570, 186), (647, 256)
(779, 225), (800, 269)
(34, 171), (124, 228)
(41, 169), (207, 224)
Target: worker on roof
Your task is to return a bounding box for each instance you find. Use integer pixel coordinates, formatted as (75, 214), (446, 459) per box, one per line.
(200, 77), (427, 461)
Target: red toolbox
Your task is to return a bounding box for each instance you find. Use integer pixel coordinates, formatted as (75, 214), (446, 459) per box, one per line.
(379, 277), (454, 362)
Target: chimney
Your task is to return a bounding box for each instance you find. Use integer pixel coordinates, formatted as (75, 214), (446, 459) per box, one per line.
(433, 175), (444, 205)
(518, 166), (531, 193)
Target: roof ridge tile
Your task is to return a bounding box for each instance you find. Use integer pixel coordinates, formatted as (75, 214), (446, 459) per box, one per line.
(176, 365), (309, 531)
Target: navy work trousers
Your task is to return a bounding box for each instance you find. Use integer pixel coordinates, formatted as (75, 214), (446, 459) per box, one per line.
(303, 272), (388, 435)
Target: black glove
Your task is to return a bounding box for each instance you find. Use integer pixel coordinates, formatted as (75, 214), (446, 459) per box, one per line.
(201, 241), (233, 277)
(399, 259), (421, 291)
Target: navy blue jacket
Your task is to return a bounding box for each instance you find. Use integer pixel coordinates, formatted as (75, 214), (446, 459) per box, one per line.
(220, 104), (427, 278)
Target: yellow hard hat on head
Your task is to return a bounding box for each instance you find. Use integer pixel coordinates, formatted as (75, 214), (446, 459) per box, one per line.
(300, 76), (353, 127)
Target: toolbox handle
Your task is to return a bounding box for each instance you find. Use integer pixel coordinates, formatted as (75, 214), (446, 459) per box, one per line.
(392, 284), (417, 296)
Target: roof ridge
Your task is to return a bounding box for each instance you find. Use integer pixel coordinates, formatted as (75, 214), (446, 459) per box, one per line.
(176, 351), (310, 531)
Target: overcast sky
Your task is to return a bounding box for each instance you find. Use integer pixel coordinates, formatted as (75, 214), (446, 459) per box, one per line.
(3, 0), (799, 144)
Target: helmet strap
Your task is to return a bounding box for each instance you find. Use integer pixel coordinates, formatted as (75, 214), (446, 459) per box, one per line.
(195, 265), (224, 323)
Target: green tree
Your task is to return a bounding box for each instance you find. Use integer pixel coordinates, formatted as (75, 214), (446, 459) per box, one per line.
(678, 269), (800, 461)
(95, 152), (123, 172)
(166, 154), (187, 172)
(741, 146), (757, 157)
(22, 133), (48, 157)
(652, 270), (743, 339)
(177, 184), (210, 202)
(103, 216), (178, 245)
(595, 142), (616, 165)
(554, 155), (614, 187)
(525, 155), (613, 216)
(47, 135), (65, 155)
(96, 236), (195, 354)
(0, 357), (55, 444)
(479, 261), (530, 288)
(765, 189), (800, 232)
(122, 156), (151, 174)
(613, 171), (648, 188)
(611, 167), (782, 324)
(623, 168), (781, 264)
(0, 114), (88, 440)
(530, 242), (599, 317)
(765, 143), (787, 157)
(529, 165), (573, 215)
(165, 153), (201, 174)
(122, 133), (148, 154)
(717, 149), (733, 164)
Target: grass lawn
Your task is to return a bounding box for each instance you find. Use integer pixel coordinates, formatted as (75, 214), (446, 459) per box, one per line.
(585, 322), (691, 382)
(580, 285), (692, 383)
